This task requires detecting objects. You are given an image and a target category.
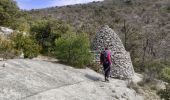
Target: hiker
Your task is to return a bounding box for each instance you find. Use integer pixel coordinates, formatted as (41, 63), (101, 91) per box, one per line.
(100, 47), (112, 82)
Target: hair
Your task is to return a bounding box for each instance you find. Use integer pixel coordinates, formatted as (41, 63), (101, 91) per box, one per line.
(105, 47), (108, 50)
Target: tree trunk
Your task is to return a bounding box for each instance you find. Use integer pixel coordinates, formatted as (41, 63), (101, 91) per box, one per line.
(123, 20), (127, 51)
(141, 39), (148, 71)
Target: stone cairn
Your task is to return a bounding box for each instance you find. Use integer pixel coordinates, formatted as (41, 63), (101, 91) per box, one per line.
(92, 25), (135, 79)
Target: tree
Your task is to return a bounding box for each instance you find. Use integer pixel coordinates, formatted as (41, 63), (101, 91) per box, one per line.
(30, 19), (72, 54)
(10, 32), (40, 58)
(11, 17), (30, 32)
(55, 32), (92, 68)
(0, 0), (19, 26)
(121, 20), (138, 51)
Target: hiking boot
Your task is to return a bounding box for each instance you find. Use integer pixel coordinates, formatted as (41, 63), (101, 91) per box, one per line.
(106, 78), (109, 82)
(105, 77), (109, 82)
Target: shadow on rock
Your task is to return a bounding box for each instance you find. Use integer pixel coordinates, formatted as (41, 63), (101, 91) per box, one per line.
(85, 74), (101, 81)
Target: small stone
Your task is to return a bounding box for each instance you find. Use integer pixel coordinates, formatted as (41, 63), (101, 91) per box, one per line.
(112, 90), (116, 93)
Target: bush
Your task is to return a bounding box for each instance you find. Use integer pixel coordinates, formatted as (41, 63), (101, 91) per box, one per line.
(55, 32), (93, 68)
(30, 19), (72, 54)
(0, 36), (14, 51)
(10, 32), (40, 58)
(133, 58), (141, 72)
(166, 6), (170, 13)
(0, 35), (17, 59)
(159, 67), (170, 83)
(11, 17), (30, 32)
(157, 85), (170, 100)
(144, 60), (166, 81)
(0, 0), (19, 27)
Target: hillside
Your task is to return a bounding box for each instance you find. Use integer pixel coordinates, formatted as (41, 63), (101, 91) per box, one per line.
(28, 0), (170, 37)
(0, 0), (170, 99)
(28, 0), (170, 67)
(0, 59), (145, 100)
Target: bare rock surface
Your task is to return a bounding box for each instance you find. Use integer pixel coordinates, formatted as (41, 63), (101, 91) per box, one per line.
(0, 27), (13, 36)
(0, 59), (143, 100)
(0, 26), (27, 37)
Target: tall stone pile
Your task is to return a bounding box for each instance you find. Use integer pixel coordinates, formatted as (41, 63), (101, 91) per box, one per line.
(92, 25), (135, 79)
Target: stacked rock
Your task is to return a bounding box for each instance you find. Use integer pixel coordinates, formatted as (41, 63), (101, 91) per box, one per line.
(92, 25), (134, 79)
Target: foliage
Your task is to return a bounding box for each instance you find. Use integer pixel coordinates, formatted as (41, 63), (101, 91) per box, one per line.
(159, 67), (170, 83)
(30, 19), (72, 54)
(27, 0), (170, 73)
(133, 58), (141, 72)
(55, 32), (93, 68)
(124, 0), (133, 5)
(157, 85), (170, 100)
(0, 36), (14, 51)
(0, 0), (30, 32)
(166, 6), (170, 13)
(0, 0), (19, 27)
(144, 60), (166, 81)
(10, 32), (40, 58)
(0, 35), (16, 59)
(11, 17), (30, 32)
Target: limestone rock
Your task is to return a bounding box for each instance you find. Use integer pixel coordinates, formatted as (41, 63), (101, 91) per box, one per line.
(0, 26), (27, 36)
(0, 26), (13, 36)
(0, 59), (143, 100)
(92, 25), (135, 78)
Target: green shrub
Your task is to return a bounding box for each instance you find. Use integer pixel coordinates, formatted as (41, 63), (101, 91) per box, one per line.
(166, 6), (170, 13)
(159, 67), (170, 83)
(124, 0), (133, 5)
(30, 19), (72, 54)
(55, 32), (93, 68)
(0, 36), (14, 50)
(144, 60), (166, 81)
(157, 85), (170, 100)
(0, 36), (17, 59)
(0, 0), (19, 27)
(133, 58), (141, 72)
(11, 17), (30, 32)
(22, 38), (40, 58)
(137, 81), (145, 87)
(10, 32), (40, 58)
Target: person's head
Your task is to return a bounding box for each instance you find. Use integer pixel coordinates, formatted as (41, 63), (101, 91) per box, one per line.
(105, 47), (108, 50)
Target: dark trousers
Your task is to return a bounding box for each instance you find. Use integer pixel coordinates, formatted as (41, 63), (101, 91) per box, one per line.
(103, 63), (110, 78)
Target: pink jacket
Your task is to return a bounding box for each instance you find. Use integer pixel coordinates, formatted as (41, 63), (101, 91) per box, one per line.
(100, 50), (112, 65)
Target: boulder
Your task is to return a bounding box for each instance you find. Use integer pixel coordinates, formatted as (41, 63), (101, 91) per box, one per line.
(0, 26), (13, 36)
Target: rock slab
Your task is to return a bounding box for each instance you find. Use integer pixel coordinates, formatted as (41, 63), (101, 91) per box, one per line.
(0, 59), (143, 100)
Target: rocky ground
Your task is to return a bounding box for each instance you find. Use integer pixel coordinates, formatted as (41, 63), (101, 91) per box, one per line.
(0, 59), (145, 100)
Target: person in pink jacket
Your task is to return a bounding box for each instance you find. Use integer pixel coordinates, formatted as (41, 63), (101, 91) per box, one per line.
(100, 47), (112, 82)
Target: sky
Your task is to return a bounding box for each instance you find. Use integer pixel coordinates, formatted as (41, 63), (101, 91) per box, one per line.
(15, 0), (103, 10)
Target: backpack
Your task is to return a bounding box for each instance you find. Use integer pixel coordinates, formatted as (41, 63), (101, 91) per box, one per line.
(100, 51), (108, 64)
